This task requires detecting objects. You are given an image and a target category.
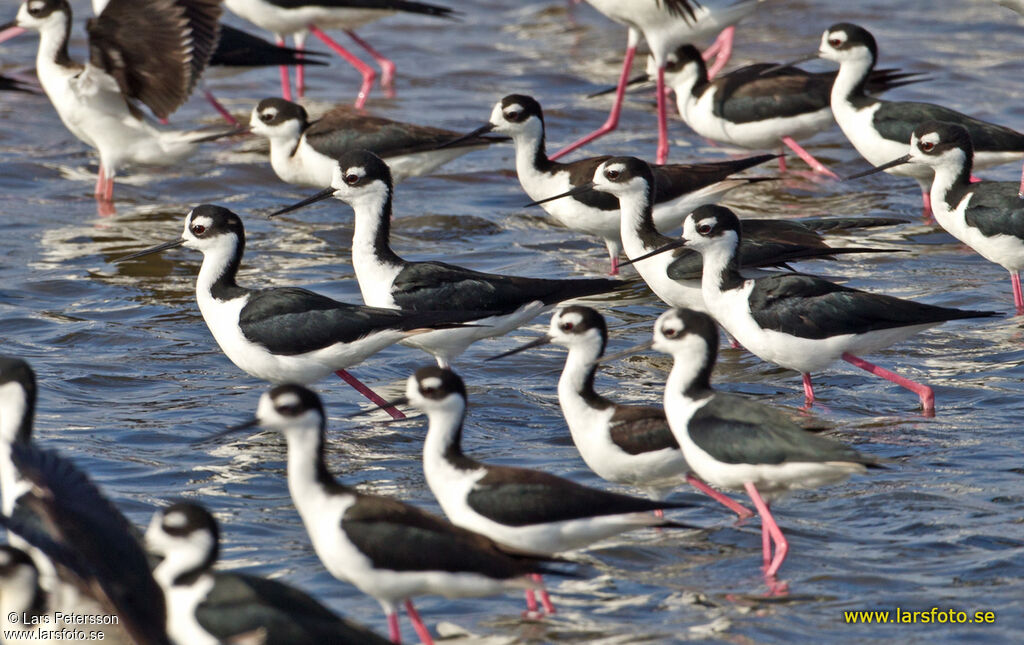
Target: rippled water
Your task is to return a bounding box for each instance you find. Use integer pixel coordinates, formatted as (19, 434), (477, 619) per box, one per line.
(1, 0), (1023, 642)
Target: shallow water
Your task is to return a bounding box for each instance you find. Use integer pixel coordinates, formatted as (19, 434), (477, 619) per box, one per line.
(1, 0), (1023, 642)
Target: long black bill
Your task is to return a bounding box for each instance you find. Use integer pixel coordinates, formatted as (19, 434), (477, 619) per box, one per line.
(271, 186), (337, 218)
(114, 238), (185, 263)
(438, 123), (494, 149)
(759, 54), (819, 75)
(586, 73), (652, 99)
(844, 154), (912, 180)
(485, 335), (553, 361)
(349, 396), (410, 418)
(597, 340), (654, 364)
(525, 182), (596, 208)
(618, 238), (686, 267)
(190, 126), (251, 143)
(194, 418), (259, 445)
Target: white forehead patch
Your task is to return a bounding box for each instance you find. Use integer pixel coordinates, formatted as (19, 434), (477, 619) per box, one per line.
(190, 215), (214, 229)
(920, 132), (940, 146)
(503, 103), (524, 118)
(420, 376), (443, 390)
(557, 311), (584, 328)
(28, 1), (46, 12)
(274, 392), (302, 409)
(163, 510), (189, 529)
(261, 108), (278, 120)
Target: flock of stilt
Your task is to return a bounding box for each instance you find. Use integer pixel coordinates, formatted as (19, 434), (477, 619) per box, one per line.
(0, 0), (1022, 643)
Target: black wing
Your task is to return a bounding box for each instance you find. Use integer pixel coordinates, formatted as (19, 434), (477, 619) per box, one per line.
(466, 466), (688, 527)
(211, 24), (329, 67)
(197, 573), (390, 645)
(962, 183), (1024, 239)
(715, 64), (830, 123)
(873, 101), (1024, 151)
(652, 155), (775, 203)
(390, 262), (623, 313)
(270, 0), (455, 18)
(238, 287), (477, 355)
(688, 393), (873, 466)
(656, 0), (700, 21)
(306, 107), (499, 158)
(748, 273), (996, 339)
(608, 405), (679, 455)
(88, 0), (221, 119)
(340, 495), (542, 577)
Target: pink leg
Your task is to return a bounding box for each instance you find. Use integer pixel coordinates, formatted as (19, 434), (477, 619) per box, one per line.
(309, 25), (376, 109)
(761, 516), (771, 567)
(781, 136), (838, 179)
(970, 175), (982, 183)
(551, 37), (637, 160)
(801, 373), (815, 408)
(94, 165), (107, 198)
(533, 574), (556, 614)
(275, 37), (293, 101)
(335, 369), (406, 419)
(295, 40), (305, 99)
(744, 483), (788, 578)
(1019, 163), (1024, 198)
(404, 600), (434, 645)
(653, 508), (664, 518)
(346, 30), (396, 92)
(609, 254), (620, 276)
(841, 352), (934, 415)
(387, 610), (401, 643)
(703, 26), (735, 79)
(777, 149), (787, 174)
(203, 88), (239, 126)
(1011, 271), (1023, 314)
(655, 65), (669, 164)
(686, 473), (753, 518)
(104, 175), (114, 202)
(921, 190), (934, 221)
(523, 588), (540, 618)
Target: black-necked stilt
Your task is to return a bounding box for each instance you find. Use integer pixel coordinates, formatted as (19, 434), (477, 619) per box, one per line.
(557, 0), (763, 163)
(668, 205), (1000, 414)
(250, 98), (501, 187)
(0, 441), (170, 644)
(146, 501), (391, 645)
(398, 365), (697, 616)
(218, 384), (564, 645)
(0, 546), (45, 632)
(272, 150), (626, 367)
(642, 308), (878, 587)
(223, 0), (455, 107)
(454, 94), (774, 274)
(1, 0), (226, 208)
(801, 23), (1024, 219)
(113, 205), (481, 419)
(487, 305), (753, 519)
(641, 44), (925, 179)
(529, 156), (898, 311)
(849, 121), (1024, 315)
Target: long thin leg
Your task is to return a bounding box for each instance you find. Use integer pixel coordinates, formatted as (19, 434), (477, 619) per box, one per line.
(404, 600), (434, 645)
(703, 26), (735, 79)
(777, 147), (787, 173)
(551, 30), (638, 160)
(655, 64), (669, 164)
(346, 30), (396, 91)
(387, 610), (401, 643)
(1018, 162), (1024, 198)
(801, 373), (814, 408)
(841, 352), (934, 415)
(744, 482), (788, 578)
(781, 136), (838, 179)
(309, 25), (376, 109)
(335, 369), (406, 419)
(275, 36), (293, 101)
(1012, 271), (1023, 314)
(294, 33), (306, 99)
(203, 87), (239, 126)
(761, 514), (771, 567)
(686, 474), (754, 518)
(533, 573), (556, 614)
(921, 190), (934, 221)
(524, 588), (540, 617)
(94, 165), (106, 198)
(609, 255), (620, 276)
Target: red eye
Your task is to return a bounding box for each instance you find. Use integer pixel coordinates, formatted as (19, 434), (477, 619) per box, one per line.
(560, 322), (574, 331)
(828, 38), (841, 47)
(191, 225), (206, 235)
(920, 141), (935, 152)
(664, 328), (677, 337)
(344, 174), (359, 185)
(606, 169), (621, 180)
(697, 223), (712, 235)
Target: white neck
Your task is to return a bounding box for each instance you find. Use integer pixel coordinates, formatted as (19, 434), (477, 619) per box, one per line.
(422, 400), (466, 463)
(662, 345), (711, 429)
(34, 17), (71, 70)
(511, 123), (546, 175)
(284, 428), (333, 520)
(194, 237), (239, 300)
(830, 56), (873, 107)
(699, 238), (739, 299)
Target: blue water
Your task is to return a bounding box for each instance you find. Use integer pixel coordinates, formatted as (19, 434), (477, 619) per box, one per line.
(1, 0), (1023, 642)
